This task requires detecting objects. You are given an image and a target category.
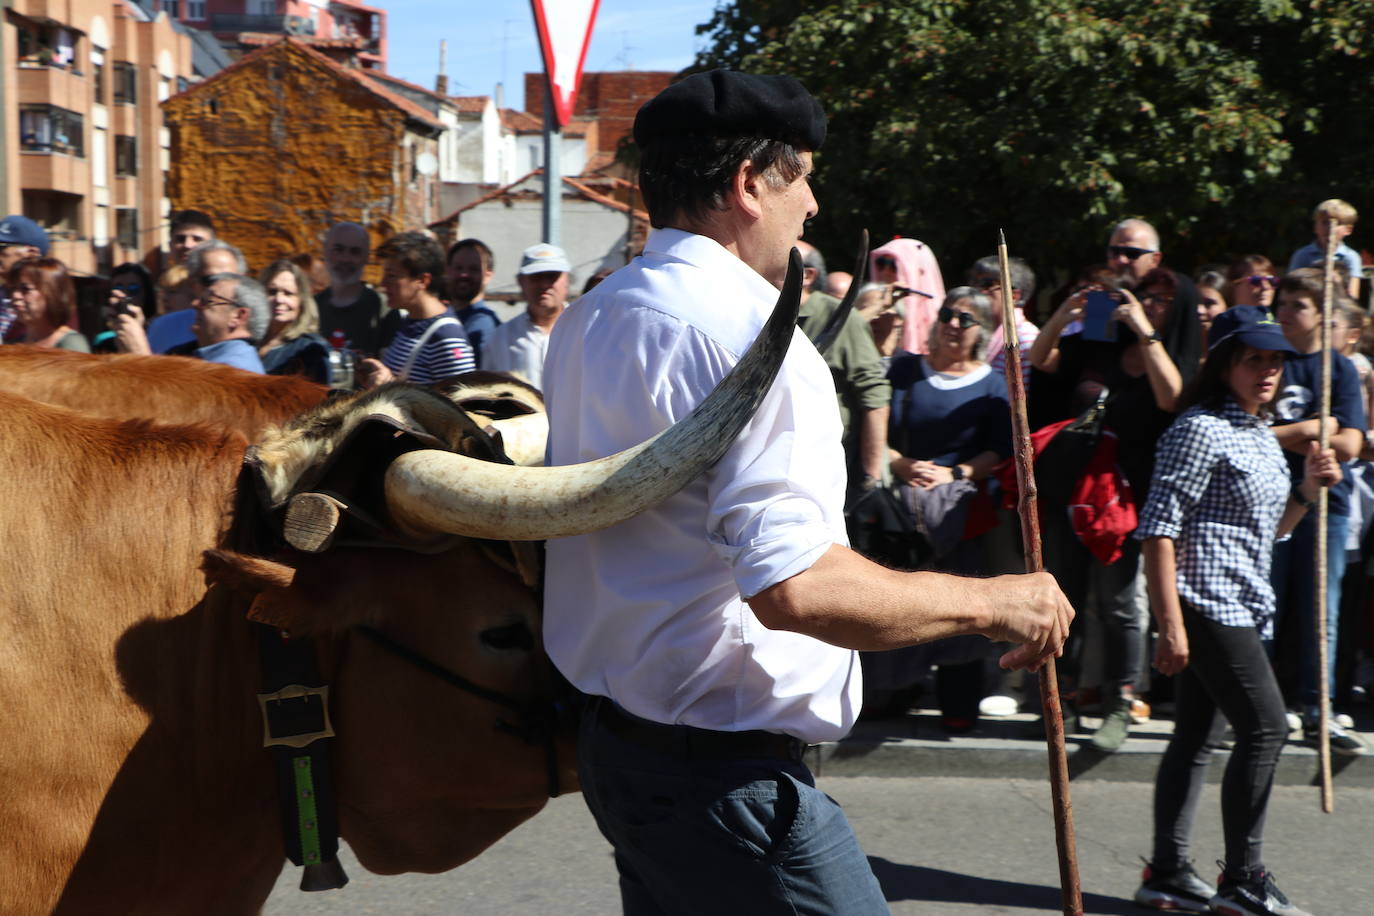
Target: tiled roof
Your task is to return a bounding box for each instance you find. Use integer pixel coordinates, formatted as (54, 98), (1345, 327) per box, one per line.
(429, 169), (648, 228)
(499, 108), (592, 136)
(449, 96), (489, 113)
(163, 37), (441, 131)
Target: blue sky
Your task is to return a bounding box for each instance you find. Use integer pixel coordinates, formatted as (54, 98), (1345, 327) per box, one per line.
(384, 1), (722, 109)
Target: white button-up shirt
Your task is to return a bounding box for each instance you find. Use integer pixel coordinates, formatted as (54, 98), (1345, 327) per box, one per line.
(542, 229), (861, 743)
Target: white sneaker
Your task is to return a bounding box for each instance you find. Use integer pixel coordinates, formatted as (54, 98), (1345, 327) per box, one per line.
(1284, 711), (1302, 733)
(979, 695), (1019, 717)
(1334, 712), (1354, 729)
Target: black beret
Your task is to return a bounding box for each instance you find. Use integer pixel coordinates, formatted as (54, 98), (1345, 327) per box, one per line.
(633, 69), (826, 151)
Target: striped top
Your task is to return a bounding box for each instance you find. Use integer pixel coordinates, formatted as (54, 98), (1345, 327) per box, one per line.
(379, 308), (475, 383)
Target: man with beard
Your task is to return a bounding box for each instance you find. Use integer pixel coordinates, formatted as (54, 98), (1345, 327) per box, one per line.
(482, 243), (569, 389)
(444, 237), (501, 366)
(316, 221), (395, 356)
(1029, 217), (1202, 754)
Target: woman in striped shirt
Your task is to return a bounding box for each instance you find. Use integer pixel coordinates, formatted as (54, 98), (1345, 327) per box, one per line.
(356, 232), (475, 388)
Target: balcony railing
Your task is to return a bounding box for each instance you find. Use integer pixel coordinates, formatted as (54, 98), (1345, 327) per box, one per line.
(210, 15), (316, 35)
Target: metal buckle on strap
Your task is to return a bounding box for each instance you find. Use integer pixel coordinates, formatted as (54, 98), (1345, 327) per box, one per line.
(258, 684), (336, 749)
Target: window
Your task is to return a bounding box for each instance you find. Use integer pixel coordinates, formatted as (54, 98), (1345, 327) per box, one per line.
(92, 57), (107, 103)
(22, 190), (84, 241)
(115, 136), (138, 177)
(116, 209), (139, 250)
(161, 0), (181, 17)
(187, 0), (206, 20)
(15, 20), (77, 69)
(114, 62), (137, 104)
(19, 105), (85, 157)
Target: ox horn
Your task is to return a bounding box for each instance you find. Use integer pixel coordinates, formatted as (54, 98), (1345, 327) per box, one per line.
(383, 250), (805, 541)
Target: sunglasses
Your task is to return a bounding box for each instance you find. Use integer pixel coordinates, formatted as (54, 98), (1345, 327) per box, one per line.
(937, 306), (981, 329)
(1108, 245), (1156, 261)
(113, 283), (142, 295)
(874, 255), (898, 271)
(1246, 274), (1280, 290)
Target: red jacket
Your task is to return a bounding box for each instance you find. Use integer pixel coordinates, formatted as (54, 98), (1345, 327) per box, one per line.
(997, 419), (1138, 565)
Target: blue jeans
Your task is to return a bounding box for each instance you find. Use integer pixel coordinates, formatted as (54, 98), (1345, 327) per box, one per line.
(1269, 511), (1347, 714)
(577, 698), (889, 915)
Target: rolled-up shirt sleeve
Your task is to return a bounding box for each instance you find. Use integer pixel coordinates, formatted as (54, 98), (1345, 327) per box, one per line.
(1137, 413), (1218, 541)
(700, 329), (848, 599)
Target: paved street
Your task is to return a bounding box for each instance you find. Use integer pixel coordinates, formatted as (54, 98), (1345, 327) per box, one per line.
(265, 776), (1373, 915)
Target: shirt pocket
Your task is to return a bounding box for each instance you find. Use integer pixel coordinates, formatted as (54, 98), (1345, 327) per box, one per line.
(1219, 451), (1277, 515)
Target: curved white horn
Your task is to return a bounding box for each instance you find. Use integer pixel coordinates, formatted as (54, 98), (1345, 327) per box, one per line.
(385, 250), (806, 541)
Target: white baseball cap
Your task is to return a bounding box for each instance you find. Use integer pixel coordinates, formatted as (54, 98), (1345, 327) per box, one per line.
(519, 243), (570, 275)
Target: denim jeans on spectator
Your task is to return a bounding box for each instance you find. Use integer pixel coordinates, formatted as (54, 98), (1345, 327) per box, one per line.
(1152, 605), (1288, 874)
(1269, 510), (1347, 715)
(577, 697), (889, 915)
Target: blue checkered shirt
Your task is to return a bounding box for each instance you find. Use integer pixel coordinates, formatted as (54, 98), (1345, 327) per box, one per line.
(1136, 399), (1291, 636)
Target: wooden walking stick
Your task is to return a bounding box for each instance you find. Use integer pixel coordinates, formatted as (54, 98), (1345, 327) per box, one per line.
(1316, 218), (1338, 812)
(997, 231), (1084, 915)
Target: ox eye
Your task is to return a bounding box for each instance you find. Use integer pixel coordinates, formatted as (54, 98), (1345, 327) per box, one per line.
(480, 622), (534, 652)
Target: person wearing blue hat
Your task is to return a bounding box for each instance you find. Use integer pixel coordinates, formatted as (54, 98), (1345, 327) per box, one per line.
(1131, 305), (1335, 915)
(0, 214), (51, 344)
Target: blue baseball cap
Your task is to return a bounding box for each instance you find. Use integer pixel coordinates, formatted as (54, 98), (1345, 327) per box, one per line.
(1207, 305), (1297, 355)
(0, 214), (49, 254)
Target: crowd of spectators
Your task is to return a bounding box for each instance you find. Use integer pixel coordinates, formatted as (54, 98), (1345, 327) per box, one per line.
(2, 198), (1371, 763)
(804, 200), (1373, 766)
(0, 209), (577, 392)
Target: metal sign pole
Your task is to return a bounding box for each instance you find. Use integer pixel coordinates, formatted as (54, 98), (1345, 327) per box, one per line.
(541, 80), (561, 246)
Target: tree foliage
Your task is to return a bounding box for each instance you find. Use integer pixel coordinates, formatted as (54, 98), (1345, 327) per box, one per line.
(694, 1), (1374, 291)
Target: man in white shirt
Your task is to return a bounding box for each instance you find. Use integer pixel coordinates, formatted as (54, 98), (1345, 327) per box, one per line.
(542, 70), (1072, 914)
(483, 243), (570, 389)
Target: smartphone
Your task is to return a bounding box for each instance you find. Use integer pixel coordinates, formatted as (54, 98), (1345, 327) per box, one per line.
(1082, 290), (1119, 342)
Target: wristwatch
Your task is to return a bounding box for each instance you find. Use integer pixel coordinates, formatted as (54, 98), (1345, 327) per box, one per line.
(1293, 489), (1317, 512)
(1146, 330), (1163, 345)
(950, 464), (965, 481)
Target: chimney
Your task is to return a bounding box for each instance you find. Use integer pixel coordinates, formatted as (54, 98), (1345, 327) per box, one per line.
(435, 40), (448, 96)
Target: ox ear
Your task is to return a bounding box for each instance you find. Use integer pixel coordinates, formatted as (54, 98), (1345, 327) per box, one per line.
(202, 549), (306, 631)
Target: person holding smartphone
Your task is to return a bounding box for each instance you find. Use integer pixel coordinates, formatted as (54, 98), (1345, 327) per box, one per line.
(1028, 220), (1202, 752)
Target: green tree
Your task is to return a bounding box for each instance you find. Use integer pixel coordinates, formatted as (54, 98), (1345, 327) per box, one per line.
(694, 1), (1374, 297)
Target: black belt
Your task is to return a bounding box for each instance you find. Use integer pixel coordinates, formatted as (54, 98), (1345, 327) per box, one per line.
(596, 698), (806, 763)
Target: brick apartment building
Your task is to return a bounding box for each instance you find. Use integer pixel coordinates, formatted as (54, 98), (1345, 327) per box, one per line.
(151, 0), (385, 69)
(2, 0), (196, 275)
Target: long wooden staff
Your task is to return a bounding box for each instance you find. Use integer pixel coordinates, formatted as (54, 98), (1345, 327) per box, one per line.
(1316, 219), (1338, 812)
(997, 231), (1083, 915)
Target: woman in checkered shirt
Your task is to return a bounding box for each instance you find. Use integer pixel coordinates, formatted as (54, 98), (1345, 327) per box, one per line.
(1131, 305), (1339, 916)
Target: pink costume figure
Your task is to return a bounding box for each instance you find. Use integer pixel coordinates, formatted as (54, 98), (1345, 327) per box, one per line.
(869, 237), (946, 355)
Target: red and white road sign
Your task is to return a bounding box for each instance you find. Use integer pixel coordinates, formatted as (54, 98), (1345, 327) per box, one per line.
(529, 0), (601, 128)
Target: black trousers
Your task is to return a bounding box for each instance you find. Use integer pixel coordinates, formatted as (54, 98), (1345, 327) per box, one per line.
(1151, 604), (1288, 874)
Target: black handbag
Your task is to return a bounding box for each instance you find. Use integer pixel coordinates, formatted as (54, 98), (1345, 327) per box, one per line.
(845, 485), (932, 571)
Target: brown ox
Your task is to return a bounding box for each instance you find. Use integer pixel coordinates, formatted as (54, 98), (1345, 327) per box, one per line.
(0, 346), (328, 438)
(0, 257), (802, 914)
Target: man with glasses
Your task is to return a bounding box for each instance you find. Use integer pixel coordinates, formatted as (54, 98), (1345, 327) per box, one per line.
(115, 240), (247, 356)
(189, 272), (269, 372)
(1107, 219), (1164, 288)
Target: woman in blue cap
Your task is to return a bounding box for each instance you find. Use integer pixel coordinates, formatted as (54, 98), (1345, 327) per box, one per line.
(1132, 305), (1335, 915)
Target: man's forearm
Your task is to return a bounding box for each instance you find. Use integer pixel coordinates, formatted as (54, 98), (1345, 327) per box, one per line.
(859, 406), (889, 480)
(746, 543), (1071, 670)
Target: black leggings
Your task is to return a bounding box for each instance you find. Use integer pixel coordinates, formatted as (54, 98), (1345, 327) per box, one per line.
(1152, 604), (1288, 874)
